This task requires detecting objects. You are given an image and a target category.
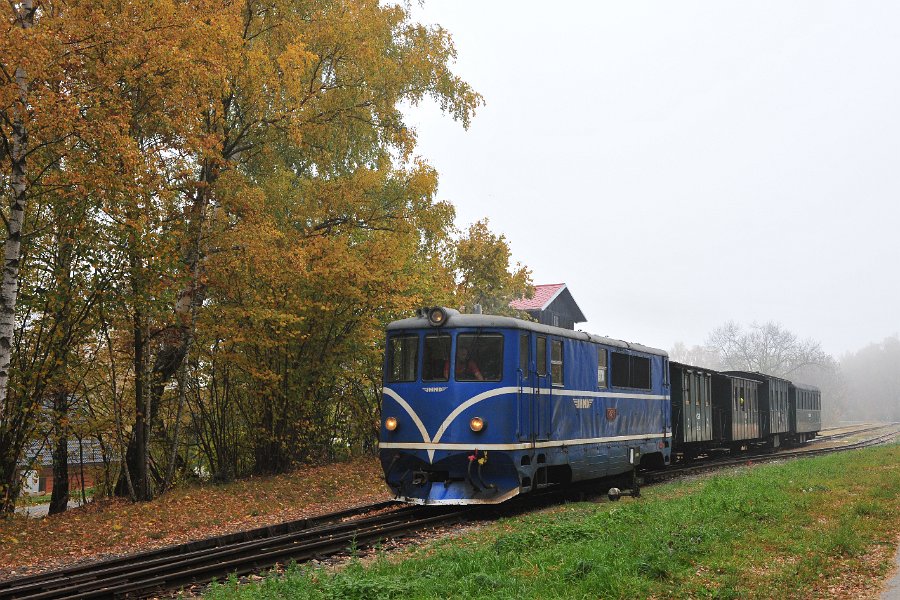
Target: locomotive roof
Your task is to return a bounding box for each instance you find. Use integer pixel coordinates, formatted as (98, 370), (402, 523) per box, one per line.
(386, 311), (667, 356)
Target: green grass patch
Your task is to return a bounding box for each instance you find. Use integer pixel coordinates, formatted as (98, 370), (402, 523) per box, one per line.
(205, 445), (900, 600)
(17, 488), (94, 507)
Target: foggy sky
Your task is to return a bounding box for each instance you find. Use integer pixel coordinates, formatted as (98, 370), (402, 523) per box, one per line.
(403, 1), (900, 356)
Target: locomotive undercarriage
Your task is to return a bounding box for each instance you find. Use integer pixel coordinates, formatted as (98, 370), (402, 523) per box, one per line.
(381, 440), (670, 505)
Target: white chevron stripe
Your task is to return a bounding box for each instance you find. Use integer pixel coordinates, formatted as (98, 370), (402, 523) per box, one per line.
(381, 386), (671, 462)
(381, 387), (432, 443)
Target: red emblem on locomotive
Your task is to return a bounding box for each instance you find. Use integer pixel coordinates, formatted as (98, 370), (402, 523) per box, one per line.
(606, 407), (617, 421)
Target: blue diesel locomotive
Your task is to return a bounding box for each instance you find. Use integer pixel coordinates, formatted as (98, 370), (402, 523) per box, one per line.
(379, 307), (672, 505)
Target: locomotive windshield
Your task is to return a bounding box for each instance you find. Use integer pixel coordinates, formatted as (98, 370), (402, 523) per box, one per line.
(422, 334), (451, 381)
(455, 334), (503, 381)
(387, 335), (418, 382)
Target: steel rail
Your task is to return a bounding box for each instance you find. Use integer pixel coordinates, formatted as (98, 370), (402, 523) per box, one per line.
(0, 501), (415, 599)
(2, 426), (895, 599)
(646, 427), (899, 485)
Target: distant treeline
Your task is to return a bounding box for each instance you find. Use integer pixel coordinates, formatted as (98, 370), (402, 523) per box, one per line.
(671, 323), (900, 425)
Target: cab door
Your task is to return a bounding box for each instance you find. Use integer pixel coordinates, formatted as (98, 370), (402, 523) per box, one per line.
(534, 335), (551, 441)
(517, 333), (533, 442)
(517, 333), (549, 443)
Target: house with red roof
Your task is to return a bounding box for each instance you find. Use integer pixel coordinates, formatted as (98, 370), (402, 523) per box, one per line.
(509, 283), (587, 330)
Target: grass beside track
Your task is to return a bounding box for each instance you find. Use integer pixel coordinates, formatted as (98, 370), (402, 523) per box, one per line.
(206, 444), (900, 599)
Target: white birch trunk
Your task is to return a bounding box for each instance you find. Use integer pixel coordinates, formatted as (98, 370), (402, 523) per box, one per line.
(0, 0), (35, 417)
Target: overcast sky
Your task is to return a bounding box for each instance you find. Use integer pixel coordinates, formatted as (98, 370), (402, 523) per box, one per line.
(403, 1), (900, 356)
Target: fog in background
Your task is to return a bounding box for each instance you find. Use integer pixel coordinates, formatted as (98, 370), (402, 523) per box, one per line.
(671, 324), (899, 424)
(403, 2), (900, 421)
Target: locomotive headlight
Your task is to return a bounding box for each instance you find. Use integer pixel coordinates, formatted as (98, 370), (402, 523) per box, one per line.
(469, 417), (485, 432)
(427, 307), (447, 327)
(385, 416), (398, 431)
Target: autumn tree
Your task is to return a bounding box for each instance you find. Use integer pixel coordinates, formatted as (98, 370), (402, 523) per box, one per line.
(108, 0), (480, 490)
(455, 218), (533, 316)
(0, 0), (147, 513)
(0, 0), (484, 510)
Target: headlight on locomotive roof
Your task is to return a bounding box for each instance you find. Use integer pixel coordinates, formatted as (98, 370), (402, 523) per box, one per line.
(385, 416), (398, 431)
(427, 307), (447, 327)
(469, 417), (485, 432)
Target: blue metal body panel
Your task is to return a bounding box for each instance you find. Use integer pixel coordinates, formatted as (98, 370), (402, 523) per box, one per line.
(379, 316), (671, 504)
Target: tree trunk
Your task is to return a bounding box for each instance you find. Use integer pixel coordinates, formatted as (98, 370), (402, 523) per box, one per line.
(48, 391), (70, 515)
(0, 0), (35, 419)
(115, 306), (151, 500)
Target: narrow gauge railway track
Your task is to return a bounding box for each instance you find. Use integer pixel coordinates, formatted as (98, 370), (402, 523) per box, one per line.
(813, 423), (890, 442)
(2, 426), (895, 599)
(644, 426), (900, 486)
(0, 502), (470, 600)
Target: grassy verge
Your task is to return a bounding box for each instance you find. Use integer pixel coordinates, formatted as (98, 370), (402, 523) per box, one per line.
(206, 445), (900, 599)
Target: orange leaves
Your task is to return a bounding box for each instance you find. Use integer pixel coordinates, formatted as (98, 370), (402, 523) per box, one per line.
(0, 458), (389, 577)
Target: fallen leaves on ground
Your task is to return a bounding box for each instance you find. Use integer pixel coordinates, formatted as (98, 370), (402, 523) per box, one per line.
(0, 457), (390, 579)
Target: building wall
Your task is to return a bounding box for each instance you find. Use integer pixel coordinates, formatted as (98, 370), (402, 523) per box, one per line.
(21, 465), (103, 496)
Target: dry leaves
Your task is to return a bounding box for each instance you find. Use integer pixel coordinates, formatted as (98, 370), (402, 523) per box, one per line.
(0, 457), (390, 579)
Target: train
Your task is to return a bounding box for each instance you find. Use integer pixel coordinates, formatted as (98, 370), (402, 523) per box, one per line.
(378, 307), (822, 505)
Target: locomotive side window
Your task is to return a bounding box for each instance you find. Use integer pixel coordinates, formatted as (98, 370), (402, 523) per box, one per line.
(611, 352), (629, 387)
(455, 334), (503, 381)
(551, 340), (564, 386)
(631, 356), (650, 389)
(597, 348), (607, 388)
(519, 334), (529, 378)
(610, 352), (652, 390)
(536, 336), (548, 377)
(388, 335), (418, 382)
(422, 334), (451, 382)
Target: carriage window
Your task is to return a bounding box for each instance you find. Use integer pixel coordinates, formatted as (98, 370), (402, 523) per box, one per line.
(536, 336), (547, 377)
(519, 334), (529, 378)
(455, 334), (503, 381)
(597, 348), (607, 388)
(388, 335), (418, 382)
(551, 340), (564, 386)
(684, 371), (691, 404)
(422, 334), (451, 382)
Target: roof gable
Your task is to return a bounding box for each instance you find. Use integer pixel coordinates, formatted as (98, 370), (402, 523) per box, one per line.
(510, 283), (587, 324)
(509, 283), (566, 311)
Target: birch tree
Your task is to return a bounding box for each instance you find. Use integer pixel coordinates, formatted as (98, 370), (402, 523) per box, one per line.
(0, 0), (34, 422)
